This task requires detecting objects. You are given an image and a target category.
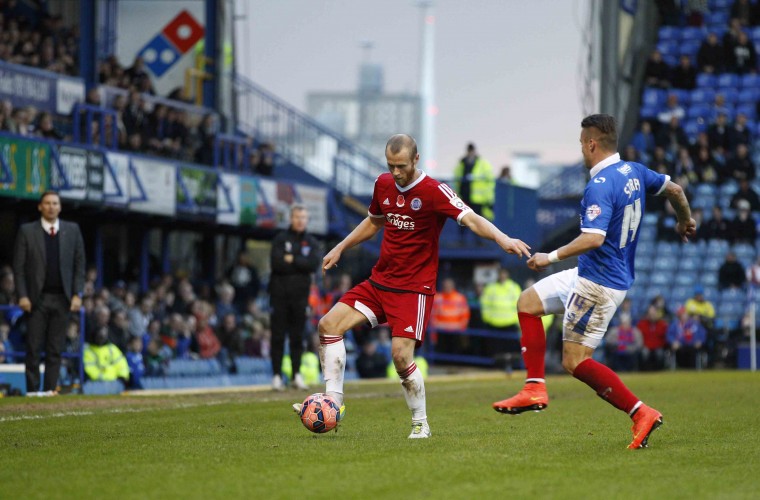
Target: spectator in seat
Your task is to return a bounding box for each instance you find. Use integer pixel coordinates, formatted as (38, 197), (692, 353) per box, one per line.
(693, 145), (721, 184)
(356, 340), (388, 379)
(667, 307), (707, 368)
(35, 112), (62, 140)
(723, 18), (745, 54)
(430, 277), (471, 354)
(214, 282), (237, 320)
(0, 269), (16, 305)
(128, 295), (153, 338)
(697, 32), (724, 73)
(606, 313), (643, 372)
(672, 54), (697, 90)
(727, 113), (752, 152)
(684, 285), (716, 332)
(644, 50), (670, 88)
(746, 255), (760, 285)
(712, 93), (733, 120)
(255, 142), (276, 176)
(731, 0), (754, 27)
(656, 116), (688, 157)
(83, 327), (129, 385)
(726, 143), (755, 182)
(657, 95), (686, 125)
(637, 304), (669, 371)
(192, 301), (221, 360)
(728, 31), (757, 74)
(227, 250), (261, 313)
(123, 89), (146, 138)
(730, 199), (757, 244)
(703, 205), (732, 241)
(480, 268), (521, 364)
(125, 335), (145, 389)
(195, 113), (217, 165)
(731, 179), (760, 211)
(719, 251), (748, 290)
(630, 121), (656, 162)
(707, 113), (730, 158)
(673, 147), (700, 184)
(216, 312), (244, 360)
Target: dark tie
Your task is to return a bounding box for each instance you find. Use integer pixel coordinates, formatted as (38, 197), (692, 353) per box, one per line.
(50, 226), (55, 237)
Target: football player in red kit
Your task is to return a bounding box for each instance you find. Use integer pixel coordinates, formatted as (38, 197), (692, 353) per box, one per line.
(294, 134), (531, 438)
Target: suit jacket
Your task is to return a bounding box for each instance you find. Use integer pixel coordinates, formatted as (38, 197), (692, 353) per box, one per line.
(13, 219), (85, 304)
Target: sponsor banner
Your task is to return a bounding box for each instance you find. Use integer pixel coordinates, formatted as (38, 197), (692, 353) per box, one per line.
(51, 146), (104, 203)
(104, 152), (130, 206)
(129, 158), (176, 216)
(256, 178), (327, 235)
(216, 173), (240, 226)
(176, 164), (218, 218)
(238, 176), (260, 227)
(0, 61), (84, 114)
(0, 135), (49, 199)
(296, 184), (328, 235)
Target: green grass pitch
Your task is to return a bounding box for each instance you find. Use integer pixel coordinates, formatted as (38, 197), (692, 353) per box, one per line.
(1, 370), (758, 499)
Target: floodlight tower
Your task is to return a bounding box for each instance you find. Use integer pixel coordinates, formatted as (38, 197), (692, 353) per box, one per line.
(417, 0), (436, 170)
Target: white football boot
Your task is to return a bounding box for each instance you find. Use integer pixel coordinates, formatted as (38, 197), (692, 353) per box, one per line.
(408, 421), (431, 439)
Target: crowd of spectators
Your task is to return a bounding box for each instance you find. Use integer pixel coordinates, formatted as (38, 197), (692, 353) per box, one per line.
(0, 2), (78, 76)
(0, 3), (276, 175)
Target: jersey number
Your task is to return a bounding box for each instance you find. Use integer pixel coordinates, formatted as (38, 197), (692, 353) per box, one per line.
(619, 199), (641, 249)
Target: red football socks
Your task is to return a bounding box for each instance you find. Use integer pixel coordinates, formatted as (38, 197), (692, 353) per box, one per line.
(518, 312), (546, 382)
(573, 358), (640, 414)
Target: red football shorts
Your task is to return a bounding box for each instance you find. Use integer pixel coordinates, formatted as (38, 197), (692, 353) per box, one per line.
(339, 280), (434, 345)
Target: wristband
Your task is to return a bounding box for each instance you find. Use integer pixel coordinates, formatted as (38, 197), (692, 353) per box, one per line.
(548, 250), (561, 263)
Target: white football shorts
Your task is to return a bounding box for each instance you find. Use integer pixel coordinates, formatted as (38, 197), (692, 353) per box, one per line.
(532, 267), (627, 349)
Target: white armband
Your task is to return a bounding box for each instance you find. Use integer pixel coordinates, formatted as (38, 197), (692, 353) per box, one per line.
(548, 250), (561, 263)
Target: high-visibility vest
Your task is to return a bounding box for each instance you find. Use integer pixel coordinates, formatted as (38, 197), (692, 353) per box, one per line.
(83, 343), (129, 381)
(684, 298), (715, 319)
(480, 279), (521, 328)
(454, 156), (495, 219)
(281, 352), (321, 385)
(431, 290), (471, 331)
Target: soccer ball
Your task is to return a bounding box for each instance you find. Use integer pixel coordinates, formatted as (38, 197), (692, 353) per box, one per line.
(298, 393), (340, 433)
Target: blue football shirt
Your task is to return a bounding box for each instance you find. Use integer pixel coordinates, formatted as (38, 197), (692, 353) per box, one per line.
(578, 153), (669, 290)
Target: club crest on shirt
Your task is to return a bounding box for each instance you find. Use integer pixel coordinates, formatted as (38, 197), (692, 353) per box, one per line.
(396, 195), (405, 207)
(411, 197), (422, 210)
(617, 164), (632, 175)
(586, 204), (602, 221)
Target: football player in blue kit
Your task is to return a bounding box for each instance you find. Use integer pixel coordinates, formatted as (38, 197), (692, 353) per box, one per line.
(493, 114), (697, 449)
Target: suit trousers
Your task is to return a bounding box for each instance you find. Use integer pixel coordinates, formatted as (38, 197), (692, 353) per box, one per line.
(270, 294), (308, 379)
(26, 292), (70, 392)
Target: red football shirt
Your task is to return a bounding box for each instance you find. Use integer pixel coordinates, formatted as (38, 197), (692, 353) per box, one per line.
(367, 171), (472, 295)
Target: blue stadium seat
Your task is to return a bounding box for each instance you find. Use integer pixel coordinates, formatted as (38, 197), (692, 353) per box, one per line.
(646, 285), (671, 301)
(718, 73), (740, 89)
(650, 271), (675, 286)
(677, 259), (702, 274)
(681, 27), (706, 43)
(679, 40), (702, 58)
(636, 240), (656, 256)
(718, 301), (746, 319)
(695, 183), (718, 197)
(703, 255), (724, 271)
(706, 10), (730, 26)
(642, 87), (667, 107)
(634, 255), (653, 272)
(658, 26), (680, 42)
(736, 103), (757, 120)
(751, 26), (760, 44)
(720, 181), (739, 196)
(82, 381), (124, 395)
(719, 87), (740, 104)
(638, 225), (657, 242)
(642, 212), (659, 226)
(654, 255), (679, 272)
(671, 89), (692, 106)
(691, 194), (717, 211)
(683, 120), (705, 141)
(721, 287), (747, 303)
(697, 73), (717, 88)
(707, 238), (730, 254)
(708, 0), (733, 9)
(639, 106), (660, 121)
(740, 73), (760, 89)
(140, 377), (168, 390)
(688, 103), (711, 120)
(634, 273), (650, 288)
(657, 41), (680, 58)
(737, 88), (759, 104)
(670, 285), (694, 302)
(690, 88), (716, 105)
(235, 356), (273, 375)
(702, 286), (720, 303)
(656, 241), (679, 255)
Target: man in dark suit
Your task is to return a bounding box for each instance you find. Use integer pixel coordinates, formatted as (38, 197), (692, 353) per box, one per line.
(13, 191), (85, 395)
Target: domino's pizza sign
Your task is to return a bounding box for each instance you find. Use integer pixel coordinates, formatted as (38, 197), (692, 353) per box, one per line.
(137, 10), (204, 78)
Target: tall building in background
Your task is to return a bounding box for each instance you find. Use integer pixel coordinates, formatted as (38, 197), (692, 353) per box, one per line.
(307, 46), (421, 161)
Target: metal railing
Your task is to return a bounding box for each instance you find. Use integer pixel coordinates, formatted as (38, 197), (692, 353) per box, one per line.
(234, 74), (380, 197)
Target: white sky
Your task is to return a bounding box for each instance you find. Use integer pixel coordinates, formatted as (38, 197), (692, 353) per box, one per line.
(237, 0), (588, 178)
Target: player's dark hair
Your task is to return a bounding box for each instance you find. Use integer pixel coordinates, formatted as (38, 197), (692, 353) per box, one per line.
(386, 134), (418, 160)
(39, 190), (60, 203)
(290, 203), (307, 215)
(581, 114), (618, 151)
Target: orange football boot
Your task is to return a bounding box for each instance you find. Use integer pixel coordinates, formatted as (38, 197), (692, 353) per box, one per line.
(493, 383), (549, 414)
(628, 404), (663, 449)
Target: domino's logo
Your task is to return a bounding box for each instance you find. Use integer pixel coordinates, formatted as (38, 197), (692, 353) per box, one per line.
(137, 10), (205, 78)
